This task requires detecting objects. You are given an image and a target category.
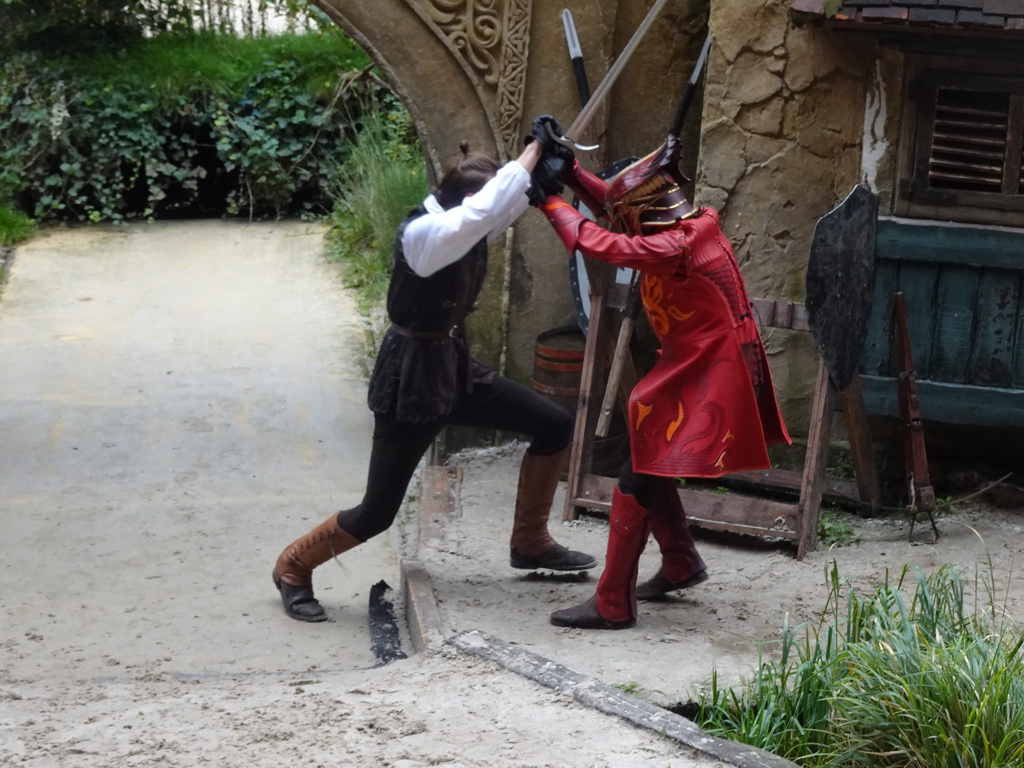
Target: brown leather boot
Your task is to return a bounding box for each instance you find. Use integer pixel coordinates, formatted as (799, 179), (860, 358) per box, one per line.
(272, 513), (362, 622)
(550, 487), (650, 629)
(509, 447), (596, 571)
(636, 478), (708, 601)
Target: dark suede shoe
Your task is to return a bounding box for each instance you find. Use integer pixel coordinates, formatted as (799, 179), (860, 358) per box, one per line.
(510, 543), (597, 571)
(272, 569), (327, 622)
(550, 595), (635, 630)
(635, 568), (709, 601)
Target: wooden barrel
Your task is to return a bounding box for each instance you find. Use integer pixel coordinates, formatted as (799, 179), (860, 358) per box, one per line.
(532, 325), (627, 479)
(531, 325), (586, 416)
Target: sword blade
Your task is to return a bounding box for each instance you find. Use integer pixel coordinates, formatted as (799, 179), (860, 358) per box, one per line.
(561, 9), (582, 60)
(564, 0), (671, 141)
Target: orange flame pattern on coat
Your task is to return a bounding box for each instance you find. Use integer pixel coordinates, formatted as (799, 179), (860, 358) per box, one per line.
(634, 401), (653, 430)
(665, 402), (684, 442)
(641, 276), (669, 336)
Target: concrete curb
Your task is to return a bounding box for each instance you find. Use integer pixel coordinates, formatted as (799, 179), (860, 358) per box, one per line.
(398, 465), (801, 768)
(401, 558), (445, 654)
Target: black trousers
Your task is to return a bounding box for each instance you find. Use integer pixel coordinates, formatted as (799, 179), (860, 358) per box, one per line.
(337, 375), (573, 542)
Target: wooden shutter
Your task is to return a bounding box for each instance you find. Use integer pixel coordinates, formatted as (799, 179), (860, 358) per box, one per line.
(910, 71), (1024, 212)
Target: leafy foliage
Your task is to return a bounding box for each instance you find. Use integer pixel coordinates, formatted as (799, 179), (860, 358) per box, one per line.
(0, 32), (380, 222)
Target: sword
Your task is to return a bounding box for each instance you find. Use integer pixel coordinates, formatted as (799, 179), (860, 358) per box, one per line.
(546, 0), (671, 152)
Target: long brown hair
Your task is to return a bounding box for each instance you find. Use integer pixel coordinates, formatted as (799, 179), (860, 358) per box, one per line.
(435, 141), (500, 209)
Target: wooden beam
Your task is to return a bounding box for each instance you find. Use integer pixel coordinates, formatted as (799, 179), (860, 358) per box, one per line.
(840, 373), (881, 516)
(797, 358), (838, 560)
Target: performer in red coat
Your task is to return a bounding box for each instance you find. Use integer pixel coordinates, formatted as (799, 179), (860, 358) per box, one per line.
(532, 127), (790, 629)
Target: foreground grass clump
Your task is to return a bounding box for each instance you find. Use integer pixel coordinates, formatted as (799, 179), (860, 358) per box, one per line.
(324, 105), (427, 310)
(0, 205), (34, 246)
(692, 561), (1024, 767)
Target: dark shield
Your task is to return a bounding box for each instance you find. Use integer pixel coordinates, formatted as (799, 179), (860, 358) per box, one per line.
(805, 185), (879, 391)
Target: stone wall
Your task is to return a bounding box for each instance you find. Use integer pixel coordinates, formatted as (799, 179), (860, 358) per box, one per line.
(700, 0), (869, 432)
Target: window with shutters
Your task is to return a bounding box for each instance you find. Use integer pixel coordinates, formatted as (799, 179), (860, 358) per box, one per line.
(897, 59), (1024, 227)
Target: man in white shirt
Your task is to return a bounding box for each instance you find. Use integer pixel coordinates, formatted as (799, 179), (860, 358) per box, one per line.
(272, 135), (596, 623)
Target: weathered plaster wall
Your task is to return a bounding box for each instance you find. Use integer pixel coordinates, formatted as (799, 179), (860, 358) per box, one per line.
(700, 0), (868, 432)
(861, 45), (903, 213)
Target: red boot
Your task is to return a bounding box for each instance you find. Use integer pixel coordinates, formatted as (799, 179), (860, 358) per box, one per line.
(550, 487), (650, 629)
(635, 478), (708, 601)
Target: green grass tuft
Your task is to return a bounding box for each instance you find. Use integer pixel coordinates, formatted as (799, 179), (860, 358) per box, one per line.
(324, 105), (427, 311)
(692, 559), (1024, 767)
(0, 206), (34, 246)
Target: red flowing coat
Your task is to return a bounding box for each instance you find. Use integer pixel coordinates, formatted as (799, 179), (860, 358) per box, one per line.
(539, 196), (790, 479)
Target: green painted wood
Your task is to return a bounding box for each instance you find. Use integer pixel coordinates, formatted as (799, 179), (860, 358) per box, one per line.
(861, 260), (897, 375)
(860, 375), (1024, 427)
(1014, 303), (1024, 388)
(970, 269), (1020, 388)
(860, 219), (1024, 425)
(930, 265), (980, 384)
(877, 218), (1024, 269)
(895, 262), (939, 378)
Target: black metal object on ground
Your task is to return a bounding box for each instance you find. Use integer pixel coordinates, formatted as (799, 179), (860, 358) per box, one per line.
(368, 580), (408, 666)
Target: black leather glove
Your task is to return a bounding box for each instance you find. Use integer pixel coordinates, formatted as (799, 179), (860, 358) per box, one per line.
(527, 154), (569, 206)
(525, 114), (575, 165)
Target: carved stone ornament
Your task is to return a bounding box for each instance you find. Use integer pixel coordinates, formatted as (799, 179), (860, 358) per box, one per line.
(411, 0), (531, 155)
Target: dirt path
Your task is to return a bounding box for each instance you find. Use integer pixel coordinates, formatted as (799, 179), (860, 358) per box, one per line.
(0, 221), (740, 768)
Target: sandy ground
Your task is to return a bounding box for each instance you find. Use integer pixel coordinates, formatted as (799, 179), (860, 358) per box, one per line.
(2, 220), (1022, 768)
(0, 221), (741, 768)
(417, 442), (1024, 712)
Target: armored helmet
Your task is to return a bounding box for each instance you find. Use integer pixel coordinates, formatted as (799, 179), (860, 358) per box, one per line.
(605, 134), (694, 235)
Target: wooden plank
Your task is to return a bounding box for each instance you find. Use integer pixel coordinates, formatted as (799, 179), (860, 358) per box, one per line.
(931, 264), (980, 383)
(970, 268), (1020, 387)
(840, 374), (881, 516)
(797, 358), (836, 560)
(577, 473), (615, 511)
(681, 487), (801, 540)
(860, 375), (1024, 426)
(894, 262), (939, 378)
(751, 299), (810, 331)
(563, 290), (608, 521)
(724, 468), (859, 503)
(572, 472), (802, 542)
(1015, 291), (1024, 389)
(877, 217), (1024, 269)
(862, 259), (898, 375)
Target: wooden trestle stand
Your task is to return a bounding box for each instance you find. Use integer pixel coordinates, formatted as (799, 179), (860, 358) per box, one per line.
(561, 258), (881, 561)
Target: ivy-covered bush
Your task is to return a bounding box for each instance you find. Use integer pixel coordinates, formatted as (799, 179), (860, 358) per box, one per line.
(0, 31), (385, 222)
